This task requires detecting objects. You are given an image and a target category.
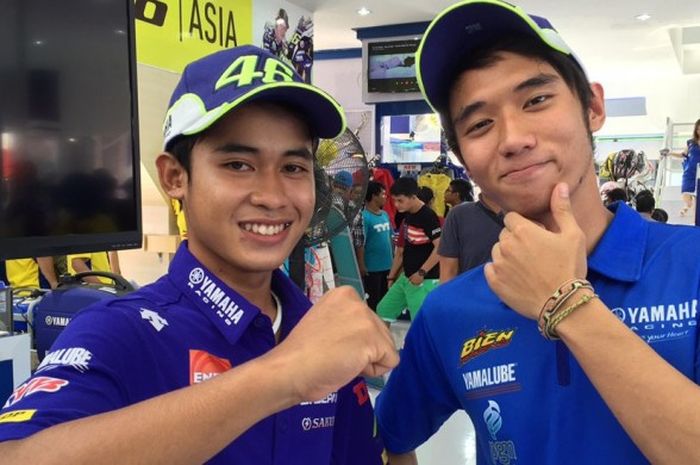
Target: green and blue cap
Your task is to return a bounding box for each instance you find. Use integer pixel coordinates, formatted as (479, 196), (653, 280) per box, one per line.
(163, 45), (346, 149)
(416, 0), (583, 114)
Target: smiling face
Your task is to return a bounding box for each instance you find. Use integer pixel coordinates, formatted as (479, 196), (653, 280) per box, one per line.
(448, 52), (605, 220)
(162, 102), (315, 281)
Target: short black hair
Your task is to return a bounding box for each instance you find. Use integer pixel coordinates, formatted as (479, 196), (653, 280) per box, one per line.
(440, 34), (593, 162)
(449, 178), (474, 202)
(390, 177), (419, 197)
(634, 190), (655, 213)
(417, 186), (434, 204)
(606, 188), (628, 204)
(365, 180), (385, 202)
(651, 208), (668, 223)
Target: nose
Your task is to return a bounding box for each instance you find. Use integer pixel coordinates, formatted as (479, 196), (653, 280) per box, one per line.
(496, 109), (536, 158)
(249, 168), (287, 210)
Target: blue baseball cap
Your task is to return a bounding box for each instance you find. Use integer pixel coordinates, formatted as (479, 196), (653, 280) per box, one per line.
(163, 45), (346, 149)
(333, 170), (353, 188)
(417, 0), (583, 114)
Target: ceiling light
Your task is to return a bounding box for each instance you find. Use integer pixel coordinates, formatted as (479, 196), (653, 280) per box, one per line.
(357, 7), (371, 16)
(635, 13), (651, 21)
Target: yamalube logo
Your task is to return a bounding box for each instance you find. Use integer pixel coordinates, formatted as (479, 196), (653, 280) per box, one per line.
(37, 347), (92, 373)
(187, 268), (245, 326)
(462, 363), (520, 399)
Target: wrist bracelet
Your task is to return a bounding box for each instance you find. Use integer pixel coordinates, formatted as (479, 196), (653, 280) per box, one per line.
(537, 279), (593, 337)
(542, 292), (597, 340)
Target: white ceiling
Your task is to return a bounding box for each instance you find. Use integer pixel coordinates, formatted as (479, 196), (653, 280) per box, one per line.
(292, 0), (700, 79)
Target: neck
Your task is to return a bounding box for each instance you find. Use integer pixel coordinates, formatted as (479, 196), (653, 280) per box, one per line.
(479, 194), (500, 213)
(367, 202), (382, 213)
(408, 199), (424, 214)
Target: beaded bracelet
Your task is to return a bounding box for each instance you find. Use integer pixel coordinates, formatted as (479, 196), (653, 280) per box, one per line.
(542, 292), (598, 340)
(537, 279), (593, 337)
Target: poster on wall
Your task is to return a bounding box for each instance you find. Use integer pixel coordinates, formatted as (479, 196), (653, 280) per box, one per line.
(261, 8), (314, 83)
(135, 0), (253, 73)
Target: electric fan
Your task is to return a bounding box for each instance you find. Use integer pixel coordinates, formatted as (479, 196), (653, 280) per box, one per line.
(304, 128), (369, 246)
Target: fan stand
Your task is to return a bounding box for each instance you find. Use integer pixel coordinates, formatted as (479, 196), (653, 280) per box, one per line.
(288, 240), (306, 291)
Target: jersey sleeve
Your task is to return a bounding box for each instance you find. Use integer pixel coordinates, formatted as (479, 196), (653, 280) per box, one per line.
(437, 209), (459, 257)
(425, 210), (442, 241)
(375, 302), (460, 454)
(331, 378), (385, 465)
(0, 305), (142, 442)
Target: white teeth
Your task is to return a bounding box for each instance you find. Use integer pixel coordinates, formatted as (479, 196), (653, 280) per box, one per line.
(242, 223), (288, 236)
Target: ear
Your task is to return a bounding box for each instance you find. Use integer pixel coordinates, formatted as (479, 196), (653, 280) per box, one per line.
(588, 82), (606, 133)
(155, 152), (188, 201)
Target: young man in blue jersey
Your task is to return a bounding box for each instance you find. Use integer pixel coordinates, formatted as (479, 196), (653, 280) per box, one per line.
(376, 1), (700, 464)
(0, 45), (398, 465)
(360, 181), (394, 310)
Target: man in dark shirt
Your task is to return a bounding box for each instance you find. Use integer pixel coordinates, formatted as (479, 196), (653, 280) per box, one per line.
(439, 193), (503, 282)
(377, 177), (441, 321)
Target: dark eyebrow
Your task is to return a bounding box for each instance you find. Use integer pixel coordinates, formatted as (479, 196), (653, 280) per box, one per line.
(452, 101), (485, 127)
(215, 143), (313, 160)
(513, 73), (559, 93)
(452, 73), (560, 126)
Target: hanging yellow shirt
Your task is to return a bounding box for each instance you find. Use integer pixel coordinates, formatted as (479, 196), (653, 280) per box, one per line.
(6, 259), (40, 289)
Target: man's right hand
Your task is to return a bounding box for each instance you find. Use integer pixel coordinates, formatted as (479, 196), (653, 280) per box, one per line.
(268, 286), (399, 403)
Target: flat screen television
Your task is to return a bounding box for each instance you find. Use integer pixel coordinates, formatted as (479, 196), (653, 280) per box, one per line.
(0, 0), (141, 260)
(362, 37), (423, 104)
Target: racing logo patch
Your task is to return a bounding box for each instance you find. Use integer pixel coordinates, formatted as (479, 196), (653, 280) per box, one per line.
(352, 379), (370, 406)
(0, 409), (37, 424)
(460, 329), (515, 365)
(189, 350), (232, 384)
(3, 377), (69, 408)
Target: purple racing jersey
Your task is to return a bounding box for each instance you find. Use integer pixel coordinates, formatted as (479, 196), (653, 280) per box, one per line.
(0, 243), (385, 465)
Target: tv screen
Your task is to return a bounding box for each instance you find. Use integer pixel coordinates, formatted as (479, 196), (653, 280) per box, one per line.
(367, 39), (420, 94)
(0, 0), (141, 260)
(362, 37), (423, 104)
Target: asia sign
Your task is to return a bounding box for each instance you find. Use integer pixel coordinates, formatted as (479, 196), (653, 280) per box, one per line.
(135, 0), (253, 73)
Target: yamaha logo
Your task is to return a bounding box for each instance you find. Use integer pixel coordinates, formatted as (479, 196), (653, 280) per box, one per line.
(189, 268), (205, 285)
(44, 316), (71, 327)
(611, 307), (626, 322)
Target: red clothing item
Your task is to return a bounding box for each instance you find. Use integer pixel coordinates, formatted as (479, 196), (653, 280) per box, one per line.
(372, 168), (397, 229)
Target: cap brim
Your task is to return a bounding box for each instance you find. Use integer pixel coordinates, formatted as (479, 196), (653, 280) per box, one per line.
(417, 0), (575, 114)
(165, 82), (346, 148)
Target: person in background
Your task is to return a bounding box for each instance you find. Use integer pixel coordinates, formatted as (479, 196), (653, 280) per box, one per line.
(634, 189), (655, 220)
(680, 118), (700, 217)
(443, 178), (474, 216)
(0, 45), (398, 465)
(438, 192), (503, 282)
(651, 208), (669, 223)
(376, 1), (700, 464)
(360, 181), (394, 311)
(417, 186), (437, 213)
(603, 187), (628, 206)
(377, 177), (441, 322)
(5, 257), (59, 290)
(67, 251), (121, 285)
